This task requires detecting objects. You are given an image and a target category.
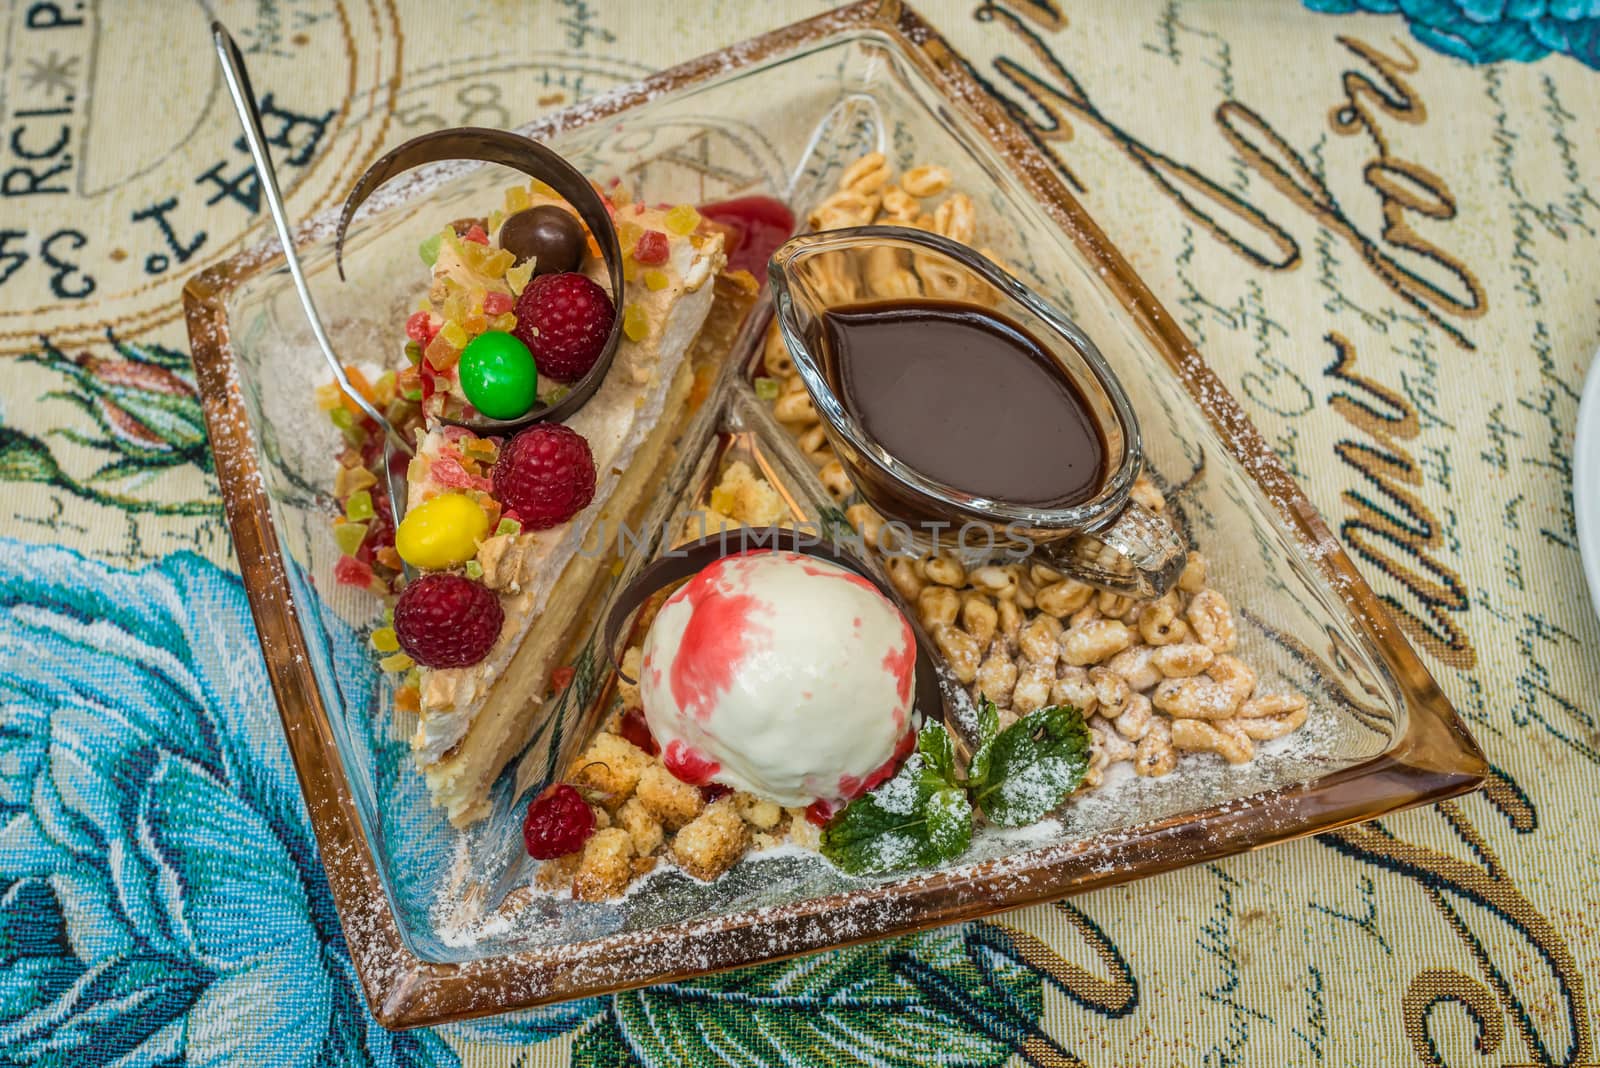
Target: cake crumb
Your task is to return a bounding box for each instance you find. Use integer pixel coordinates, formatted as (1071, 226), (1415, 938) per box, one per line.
(572, 828), (636, 901)
(572, 733), (651, 807)
(636, 764), (705, 830)
(617, 796), (665, 856)
(672, 799), (750, 881)
(735, 791), (783, 830)
(534, 852), (582, 892)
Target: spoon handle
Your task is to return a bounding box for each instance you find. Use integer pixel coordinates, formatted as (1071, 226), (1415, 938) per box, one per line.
(211, 22), (414, 461)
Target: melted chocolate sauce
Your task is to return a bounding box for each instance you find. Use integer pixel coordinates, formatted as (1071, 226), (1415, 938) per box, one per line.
(819, 299), (1106, 507)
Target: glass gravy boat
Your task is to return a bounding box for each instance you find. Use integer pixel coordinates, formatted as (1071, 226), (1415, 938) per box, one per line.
(769, 225), (1186, 599)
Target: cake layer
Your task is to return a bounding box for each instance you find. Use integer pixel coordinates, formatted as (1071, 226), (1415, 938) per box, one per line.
(399, 200), (730, 824)
(424, 359), (698, 826)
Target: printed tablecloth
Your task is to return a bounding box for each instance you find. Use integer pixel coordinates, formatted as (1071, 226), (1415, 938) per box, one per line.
(3, 1), (1598, 1065)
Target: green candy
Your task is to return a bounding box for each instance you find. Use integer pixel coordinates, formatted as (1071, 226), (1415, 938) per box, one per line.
(458, 330), (538, 419)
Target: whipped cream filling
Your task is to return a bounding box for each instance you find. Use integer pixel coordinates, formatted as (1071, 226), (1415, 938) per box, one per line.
(409, 223), (721, 764)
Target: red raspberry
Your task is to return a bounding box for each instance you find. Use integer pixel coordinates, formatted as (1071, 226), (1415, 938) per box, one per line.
(493, 424), (596, 530)
(522, 783), (595, 859)
(617, 707), (659, 756)
(393, 573), (504, 669)
(512, 272), (614, 382)
(632, 230), (669, 265)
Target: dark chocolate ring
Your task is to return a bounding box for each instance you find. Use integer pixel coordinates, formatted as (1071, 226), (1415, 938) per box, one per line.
(333, 127), (625, 432)
(601, 534), (949, 728)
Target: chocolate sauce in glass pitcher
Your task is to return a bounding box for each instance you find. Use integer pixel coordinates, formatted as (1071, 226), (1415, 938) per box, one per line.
(818, 299), (1107, 507)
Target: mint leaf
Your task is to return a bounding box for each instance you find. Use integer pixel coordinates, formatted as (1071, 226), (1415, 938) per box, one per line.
(977, 694), (1001, 744)
(821, 725), (976, 875)
(917, 722), (957, 787)
(969, 705), (1091, 827)
(925, 787), (973, 860)
(967, 696), (1002, 786)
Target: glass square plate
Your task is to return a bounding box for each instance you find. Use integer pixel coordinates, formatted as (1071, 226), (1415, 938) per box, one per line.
(182, 0), (1485, 1029)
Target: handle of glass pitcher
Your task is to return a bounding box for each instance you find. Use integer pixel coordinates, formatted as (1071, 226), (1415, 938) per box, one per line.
(1038, 500), (1188, 601)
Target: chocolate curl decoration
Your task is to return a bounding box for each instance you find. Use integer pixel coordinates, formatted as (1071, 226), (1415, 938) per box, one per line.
(602, 534), (950, 728)
(333, 127), (625, 432)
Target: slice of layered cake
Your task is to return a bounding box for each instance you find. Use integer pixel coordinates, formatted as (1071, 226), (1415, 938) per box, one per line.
(333, 182), (738, 826)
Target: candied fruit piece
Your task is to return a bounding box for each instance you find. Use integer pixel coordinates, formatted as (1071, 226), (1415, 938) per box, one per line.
(334, 522), (368, 556)
(464, 223), (489, 245)
(334, 463), (376, 497)
(333, 555), (374, 589)
(418, 232), (443, 266)
(531, 178), (556, 198)
(314, 381), (343, 411)
(337, 365), (376, 414)
(483, 291), (515, 317)
(438, 320), (469, 350)
(424, 333), (460, 371)
(405, 311), (435, 344)
(464, 559), (483, 580)
(753, 376), (780, 401)
(632, 229), (668, 265)
(643, 268), (669, 291)
(664, 204), (701, 235)
(617, 220), (644, 254)
(483, 248), (515, 277)
(345, 491), (374, 522)
(506, 261), (535, 296)
(505, 186), (532, 214)
(622, 303), (648, 342)
(495, 517), (522, 537)
(371, 626), (399, 653)
(379, 652), (414, 673)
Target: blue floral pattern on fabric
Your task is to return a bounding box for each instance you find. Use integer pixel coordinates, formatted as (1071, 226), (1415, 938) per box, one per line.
(0, 539), (1064, 1066)
(0, 541), (477, 1066)
(1303, 0), (1600, 68)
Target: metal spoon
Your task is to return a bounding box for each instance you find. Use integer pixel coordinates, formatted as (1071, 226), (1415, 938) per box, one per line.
(212, 22), (411, 543)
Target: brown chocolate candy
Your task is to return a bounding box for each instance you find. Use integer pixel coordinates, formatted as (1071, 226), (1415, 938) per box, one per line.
(499, 205), (585, 274)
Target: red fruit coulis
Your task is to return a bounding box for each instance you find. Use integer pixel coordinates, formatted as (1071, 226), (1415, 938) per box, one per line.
(698, 196), (795, 280)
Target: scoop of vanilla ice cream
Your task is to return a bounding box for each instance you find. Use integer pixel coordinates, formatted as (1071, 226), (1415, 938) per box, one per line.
(639, 550), (917, 808)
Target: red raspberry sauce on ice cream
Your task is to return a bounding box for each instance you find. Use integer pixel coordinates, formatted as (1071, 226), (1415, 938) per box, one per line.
(639, 551), (916, 808)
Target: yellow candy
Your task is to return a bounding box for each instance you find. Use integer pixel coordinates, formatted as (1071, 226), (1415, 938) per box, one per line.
(395, 492), (490, 570)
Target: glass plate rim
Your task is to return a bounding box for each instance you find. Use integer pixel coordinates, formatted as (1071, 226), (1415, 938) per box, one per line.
(181, 0), (1486, 1030)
